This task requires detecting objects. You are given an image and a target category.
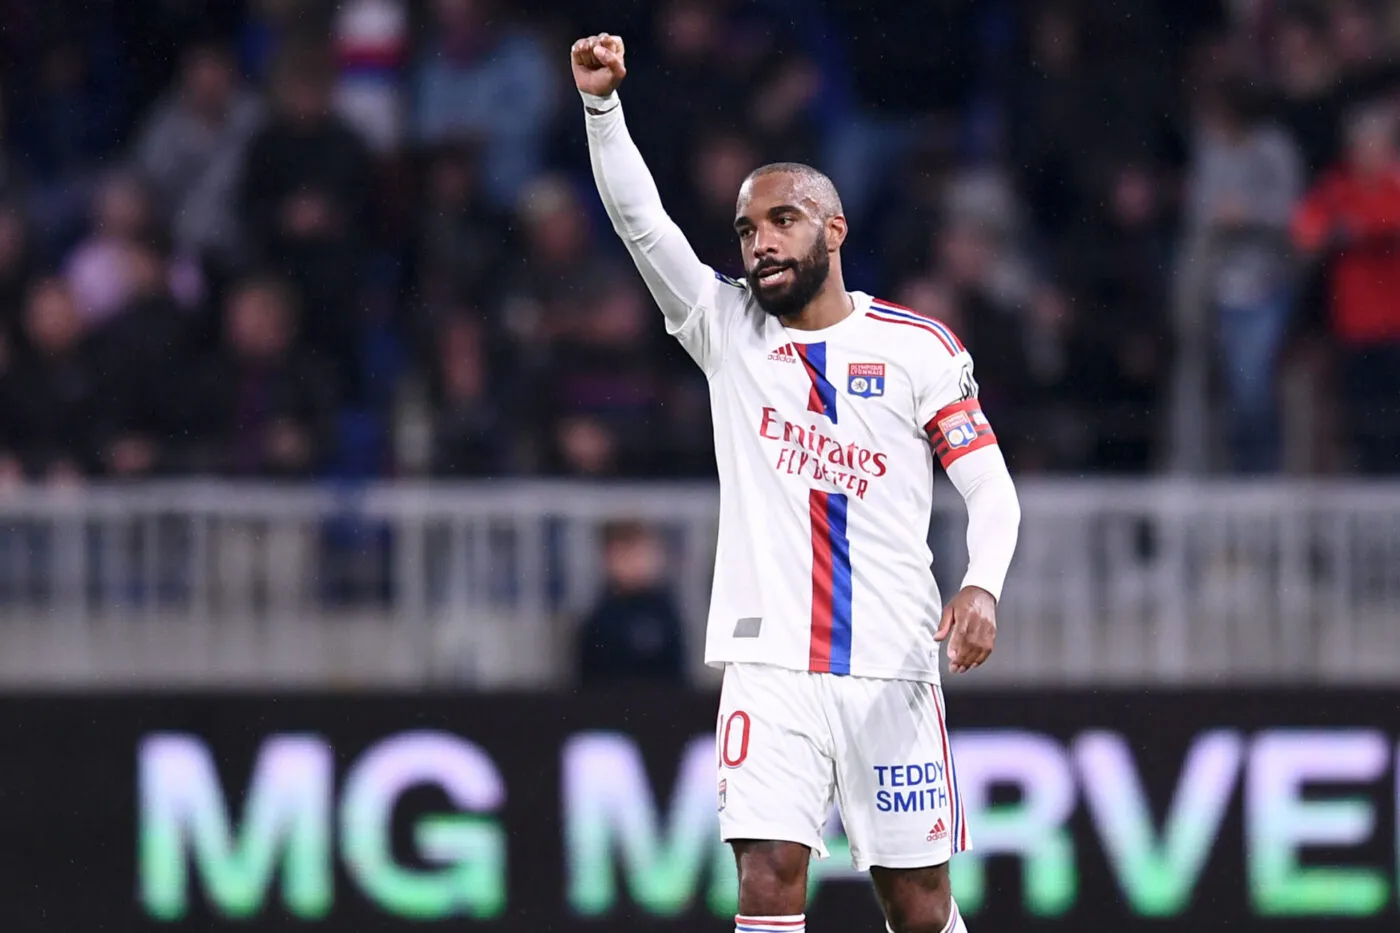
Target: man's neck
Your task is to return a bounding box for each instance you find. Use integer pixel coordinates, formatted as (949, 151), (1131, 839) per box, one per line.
(782, 275), (853, 331)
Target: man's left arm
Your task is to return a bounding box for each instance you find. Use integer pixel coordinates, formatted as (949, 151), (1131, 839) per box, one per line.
(918, 354), (1021, 673)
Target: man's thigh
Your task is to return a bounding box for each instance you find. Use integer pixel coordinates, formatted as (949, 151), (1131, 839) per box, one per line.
(716, 663), (834, 860)
(829, 678), (968, 871)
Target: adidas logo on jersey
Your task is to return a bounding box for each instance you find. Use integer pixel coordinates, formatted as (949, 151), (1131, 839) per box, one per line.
(768, 343), (799, 363)
(926, 819), (948, 842)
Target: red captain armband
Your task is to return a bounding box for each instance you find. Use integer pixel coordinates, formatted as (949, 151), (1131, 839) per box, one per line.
(925, 399), (998, 468)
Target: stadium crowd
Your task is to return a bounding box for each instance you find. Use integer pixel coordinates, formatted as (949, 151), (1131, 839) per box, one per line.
(0, 0), (1398, 484)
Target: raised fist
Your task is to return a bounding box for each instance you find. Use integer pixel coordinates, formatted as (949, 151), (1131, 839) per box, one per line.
(571, 33), (626, 98)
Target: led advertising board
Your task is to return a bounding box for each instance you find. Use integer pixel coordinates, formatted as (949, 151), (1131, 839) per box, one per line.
(0, 690), (1395, 931)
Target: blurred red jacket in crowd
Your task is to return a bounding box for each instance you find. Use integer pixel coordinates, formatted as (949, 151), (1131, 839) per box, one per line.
(1293, 164), (1400, 344)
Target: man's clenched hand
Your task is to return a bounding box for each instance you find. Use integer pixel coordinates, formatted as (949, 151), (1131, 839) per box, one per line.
(572, 33), (627, 98)
(934, 585), (998, 674)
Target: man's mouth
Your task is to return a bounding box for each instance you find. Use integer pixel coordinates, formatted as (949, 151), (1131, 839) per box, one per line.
(755, 265), (793, 287)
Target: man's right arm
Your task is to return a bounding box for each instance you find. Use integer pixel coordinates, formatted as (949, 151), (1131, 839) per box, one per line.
(574, 34), (734, 372)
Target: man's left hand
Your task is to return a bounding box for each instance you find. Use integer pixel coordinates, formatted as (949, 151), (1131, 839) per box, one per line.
(934, 585), (997, 674)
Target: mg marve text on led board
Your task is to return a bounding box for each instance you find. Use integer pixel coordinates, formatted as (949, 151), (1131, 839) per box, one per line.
(138, 726), (1400, 921)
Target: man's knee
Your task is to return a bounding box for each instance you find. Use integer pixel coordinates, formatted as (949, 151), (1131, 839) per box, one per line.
(884, 900), (952, 933)
(873, 865), (954, 933)
(732, 840), (810, 915)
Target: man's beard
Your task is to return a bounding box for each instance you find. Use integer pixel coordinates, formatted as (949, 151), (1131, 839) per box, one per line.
(747, 233), (831, 318)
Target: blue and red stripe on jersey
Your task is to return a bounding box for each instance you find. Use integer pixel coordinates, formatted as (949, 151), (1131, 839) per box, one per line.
(867, 300), (964, 356)
(932, 686), (969, 853)
(808, 490), (853, 675)
(793, 342), (839, 423)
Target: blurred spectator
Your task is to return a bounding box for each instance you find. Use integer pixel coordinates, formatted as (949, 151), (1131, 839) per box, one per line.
(1013, 4), (1178, 240)
(1270, 4), (1344, 175)
(192, 276), (339, 477)
(235, 0), (341, 81)
(240, 42), (374, 399)
(412, 140), (513, 321)
(576, 520), (686, 687)
(1015, 283), (1101, 471)
(876, 133), (956, 284)
(824, 0), (973, 225)
(937, 218), (1029, 393)
(928, 168), (1038, 467)
(654, 367), (717, 478)
(1012, 2), (1097, 239)
(745, 56), (823, 167)
(411, 0), (555, 210)
(503, 174), (610, 349)
(332, 0), (409, 155)
(1331, 0), (1388, 71)
(553, 416), (620, 477)
(1186, 77), (1302, 474)
(0, 278), (95, 482)
(62, 172), (204, 328)
(893, 275), (965, 337)
(1063, 163), (1175, 472)
(1269, 1), (1400, 175)
(428, 314), (506, 476)
(131, 43), (264, 270)
(1293, 101), (1400, 473)
(619, 0), (749, 202)
(5, 36), (126, 185)
(678, 130), (761, 276)
(539, 274), (666, 477)
(89, 241), (200, 479)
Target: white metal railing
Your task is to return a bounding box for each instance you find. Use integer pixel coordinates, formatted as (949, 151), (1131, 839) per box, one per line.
(0, 480), (1398, 688)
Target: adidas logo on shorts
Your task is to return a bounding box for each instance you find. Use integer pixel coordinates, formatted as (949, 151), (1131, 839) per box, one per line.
(926, 819), (948, 842)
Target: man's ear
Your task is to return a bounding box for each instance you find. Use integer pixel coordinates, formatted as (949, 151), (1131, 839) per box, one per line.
(827, 214), (848, 250)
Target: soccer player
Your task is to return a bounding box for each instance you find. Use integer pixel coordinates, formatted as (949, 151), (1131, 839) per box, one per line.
(572, 33), (1020, 933)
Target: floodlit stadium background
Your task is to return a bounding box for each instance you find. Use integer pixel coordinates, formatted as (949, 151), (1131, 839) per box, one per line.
(0, 1), (1398, 931)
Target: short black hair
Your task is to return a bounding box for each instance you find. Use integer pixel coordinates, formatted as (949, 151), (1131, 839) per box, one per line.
(742, 162), (844, 220)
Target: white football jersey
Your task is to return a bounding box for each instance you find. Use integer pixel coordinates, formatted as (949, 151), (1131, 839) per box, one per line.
(581, 88), (1017, 685)
(676, 280), (994, 682)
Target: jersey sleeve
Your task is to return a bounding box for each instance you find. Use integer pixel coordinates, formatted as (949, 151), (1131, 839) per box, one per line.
(914, 342), (1020, 602)
(582, 89), (744, 375)
(915, 350), (994, 469)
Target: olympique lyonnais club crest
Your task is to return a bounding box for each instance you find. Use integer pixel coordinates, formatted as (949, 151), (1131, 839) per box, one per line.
(938, 410), (978, 449)
(848, 362), (886, 398)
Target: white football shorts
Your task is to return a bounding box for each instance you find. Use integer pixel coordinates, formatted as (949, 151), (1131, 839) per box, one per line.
(715, 661), (970, 871)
